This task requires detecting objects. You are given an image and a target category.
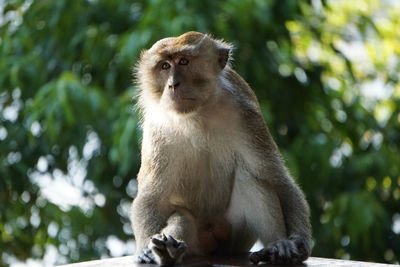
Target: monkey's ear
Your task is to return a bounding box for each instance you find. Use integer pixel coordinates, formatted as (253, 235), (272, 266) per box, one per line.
(218, 48), (230, 70)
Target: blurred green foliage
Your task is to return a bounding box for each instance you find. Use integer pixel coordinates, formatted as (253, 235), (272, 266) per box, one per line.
(1, 0), (399, 265)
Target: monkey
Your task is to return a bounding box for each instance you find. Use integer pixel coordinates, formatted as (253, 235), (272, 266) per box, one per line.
(130, 31), (311, 266)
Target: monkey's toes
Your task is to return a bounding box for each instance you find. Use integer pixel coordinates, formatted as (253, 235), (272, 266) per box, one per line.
(249, 251), (263, 264)
(134, 247), (156, 264)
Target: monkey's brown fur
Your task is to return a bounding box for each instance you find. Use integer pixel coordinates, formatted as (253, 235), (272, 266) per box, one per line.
(131, 32), (311, 265)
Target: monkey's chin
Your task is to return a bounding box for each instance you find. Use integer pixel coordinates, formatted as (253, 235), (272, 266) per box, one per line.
(171, 99), (198, 114)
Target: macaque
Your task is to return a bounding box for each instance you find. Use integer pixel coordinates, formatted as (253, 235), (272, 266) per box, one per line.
(131, 31), (311, 266)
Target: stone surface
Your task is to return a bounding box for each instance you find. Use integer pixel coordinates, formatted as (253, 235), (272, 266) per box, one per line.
(58, 255), (398, 267)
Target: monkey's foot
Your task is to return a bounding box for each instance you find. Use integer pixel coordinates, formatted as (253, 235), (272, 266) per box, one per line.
(135, 246), (157, 264)
(249, 235), (309, 265)
(147, 234), (187, 266)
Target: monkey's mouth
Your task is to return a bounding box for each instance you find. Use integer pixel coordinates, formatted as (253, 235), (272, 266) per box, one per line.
(178, 97), (196, 101)
(171, 95), (196, 102)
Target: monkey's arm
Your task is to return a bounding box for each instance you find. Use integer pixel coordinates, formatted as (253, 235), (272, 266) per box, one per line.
(242, 108), (311, 263)
(132, 194), (195, 265)
(224, 68), (311, 258)
(131, 162), (202, 264)
(255, 122), (312, 248)
(131, 191), (167, 251)
(271, 168), (311, 242)
(132, 192), (203, 265)
(250, 156), (312, 264)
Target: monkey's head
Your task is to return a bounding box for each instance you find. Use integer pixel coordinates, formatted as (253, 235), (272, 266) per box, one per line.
(136, 32), (232, 115)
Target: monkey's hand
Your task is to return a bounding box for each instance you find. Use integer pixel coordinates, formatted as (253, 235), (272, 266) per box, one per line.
(249, 235), (309, 265)
(136, 234), (187, 266)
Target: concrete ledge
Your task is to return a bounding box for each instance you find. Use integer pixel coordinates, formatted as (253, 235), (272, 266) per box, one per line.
(58, 255), (397, 267)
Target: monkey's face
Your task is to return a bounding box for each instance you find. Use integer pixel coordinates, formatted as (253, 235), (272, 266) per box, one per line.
(156, 53), (215, 114)
(137, 32), (231, 115)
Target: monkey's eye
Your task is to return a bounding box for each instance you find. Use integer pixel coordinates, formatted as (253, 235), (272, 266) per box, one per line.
(178, 58), (189, 65)
(161, 62), (171, 70)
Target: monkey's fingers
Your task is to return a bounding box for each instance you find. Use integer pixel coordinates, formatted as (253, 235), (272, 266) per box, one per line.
(148, 234), (188, 265)
(272, 240), (297, 264)
(250, 238), (305, 265)
(151, 234), (168, 248)
(290, 235), (310, 262)
(164, 235), (187, 259)
(152, 246), (174, 266)
(165, 234), (181, 248)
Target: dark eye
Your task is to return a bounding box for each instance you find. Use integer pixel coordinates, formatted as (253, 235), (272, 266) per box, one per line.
(161, 62), (170, 70)
(179, 58), (189, 65)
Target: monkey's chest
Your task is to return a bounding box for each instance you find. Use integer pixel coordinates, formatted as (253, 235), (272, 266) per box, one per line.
(164, 144), (235, 217)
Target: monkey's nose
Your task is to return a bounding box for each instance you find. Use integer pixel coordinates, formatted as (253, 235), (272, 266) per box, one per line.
(168, 82), (180, 90)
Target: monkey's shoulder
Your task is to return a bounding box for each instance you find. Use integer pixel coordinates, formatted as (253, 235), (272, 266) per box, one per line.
(221, 68), (259, 109)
